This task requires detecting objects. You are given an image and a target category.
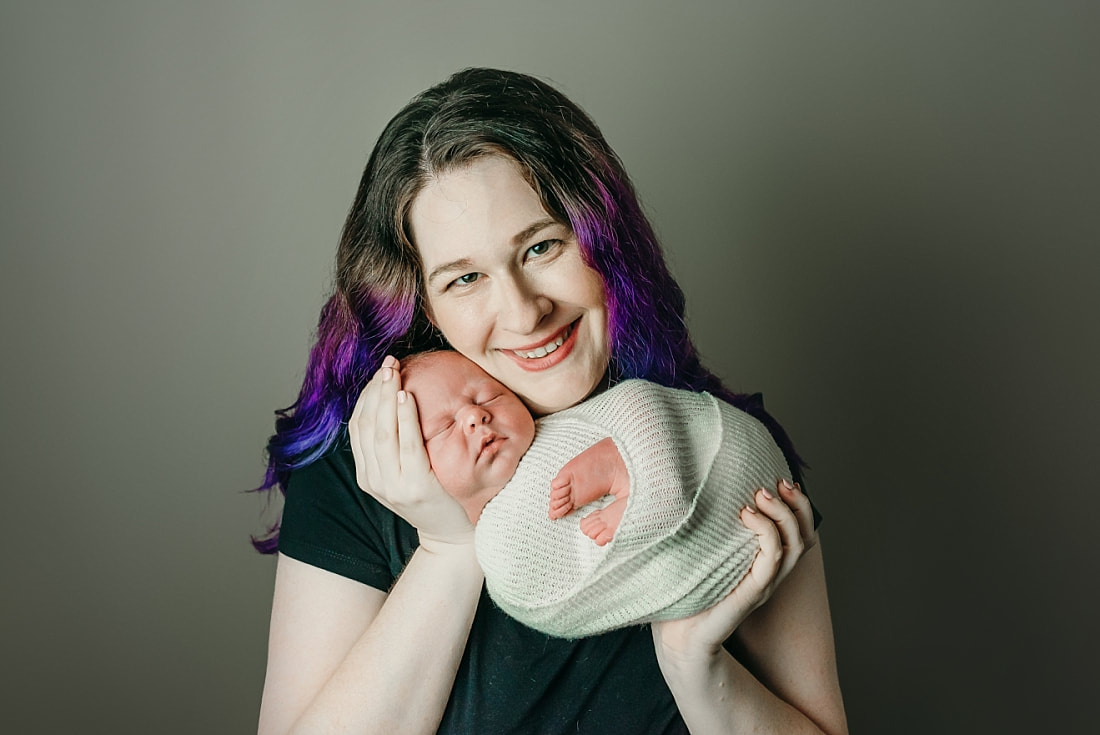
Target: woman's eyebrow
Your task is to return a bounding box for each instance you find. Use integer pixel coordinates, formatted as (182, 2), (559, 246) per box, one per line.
(512, 217), (560, 245)
(426, 257), (475, 287)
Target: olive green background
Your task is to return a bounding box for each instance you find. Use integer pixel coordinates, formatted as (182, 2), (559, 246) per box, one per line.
(2, 2), (1097, 733)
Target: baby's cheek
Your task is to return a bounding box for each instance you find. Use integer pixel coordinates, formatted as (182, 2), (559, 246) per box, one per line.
(422, 439), (442, 473)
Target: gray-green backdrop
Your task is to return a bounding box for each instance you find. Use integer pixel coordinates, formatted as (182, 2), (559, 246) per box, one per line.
(3, 2), (1097, 733)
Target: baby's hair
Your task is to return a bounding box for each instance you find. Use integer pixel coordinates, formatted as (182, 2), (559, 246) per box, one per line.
(399, 349), (448, 377)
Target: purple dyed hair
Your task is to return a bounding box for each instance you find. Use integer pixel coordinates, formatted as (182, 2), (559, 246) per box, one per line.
(251, 68), (804, 553)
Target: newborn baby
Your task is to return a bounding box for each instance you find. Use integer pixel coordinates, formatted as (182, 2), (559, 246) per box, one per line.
(402, 350), (793, 638)
(403, 350), (630, 544)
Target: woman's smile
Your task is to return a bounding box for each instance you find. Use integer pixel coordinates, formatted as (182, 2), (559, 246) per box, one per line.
(503, 320), (577, 370)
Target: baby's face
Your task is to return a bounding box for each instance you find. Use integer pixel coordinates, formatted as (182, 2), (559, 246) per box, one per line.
(403, 352), (535, 501)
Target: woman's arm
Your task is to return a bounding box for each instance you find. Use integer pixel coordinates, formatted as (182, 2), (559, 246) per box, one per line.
(653, 482), (848, 735)
(258, 547), (483, 735)
(257, 358), (484, 735)
(257, 555), (386, 734)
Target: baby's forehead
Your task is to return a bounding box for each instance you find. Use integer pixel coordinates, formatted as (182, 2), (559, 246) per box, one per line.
(404, 354), (506, 414)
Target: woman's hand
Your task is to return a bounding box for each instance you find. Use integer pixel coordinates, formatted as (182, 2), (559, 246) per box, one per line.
(348, 356), (475, 551)
(652, 478), (818, 663)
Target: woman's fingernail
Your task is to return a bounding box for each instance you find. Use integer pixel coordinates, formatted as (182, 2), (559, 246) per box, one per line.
(397, 390), (407, 404)
(744, 505), (757, 514)
(383, 355), (397, 368)
(781, 478), (795, 491)
(761, 488), (774, 500)
(382, 367), (393, 381)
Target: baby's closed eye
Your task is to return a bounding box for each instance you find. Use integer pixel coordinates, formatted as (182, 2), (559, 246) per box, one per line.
(425, 419), (454, 440)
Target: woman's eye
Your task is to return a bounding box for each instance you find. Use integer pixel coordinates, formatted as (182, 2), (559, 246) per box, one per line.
(451, 272), (481, 288)
(526, 240), (558, 258)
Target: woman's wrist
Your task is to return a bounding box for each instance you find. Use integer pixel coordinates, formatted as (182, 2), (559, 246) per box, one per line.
(413, 533), (481, 576)
(654, 641), (757, 735)
(415, 524), (477, 556)
(653, 627), (726, 679)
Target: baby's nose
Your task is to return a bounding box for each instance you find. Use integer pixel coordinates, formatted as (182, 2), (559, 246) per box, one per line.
(463, 407), (491, 432)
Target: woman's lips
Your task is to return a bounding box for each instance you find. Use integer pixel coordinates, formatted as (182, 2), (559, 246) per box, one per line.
(502, 320), (578, 372)
(510, 322), (573, 356)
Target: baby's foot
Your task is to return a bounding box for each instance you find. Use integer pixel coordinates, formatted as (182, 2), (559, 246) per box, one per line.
(579, 496), (628, 546)
(548, 473), (578, 519)
(548, 437), (624, 520)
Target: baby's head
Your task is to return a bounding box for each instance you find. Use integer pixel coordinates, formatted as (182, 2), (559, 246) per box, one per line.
(402, 351), (536, 523)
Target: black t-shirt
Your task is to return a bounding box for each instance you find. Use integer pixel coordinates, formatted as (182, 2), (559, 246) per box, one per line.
(278, 396), (816, 734)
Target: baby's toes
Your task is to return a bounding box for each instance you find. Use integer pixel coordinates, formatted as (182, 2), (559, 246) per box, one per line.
(548, 494), (574, 519)
(548, 476), (575, 519)
(580, 511), (605, 539)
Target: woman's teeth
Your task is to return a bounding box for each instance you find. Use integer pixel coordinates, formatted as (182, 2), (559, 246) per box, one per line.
(513, 324), (571, 359)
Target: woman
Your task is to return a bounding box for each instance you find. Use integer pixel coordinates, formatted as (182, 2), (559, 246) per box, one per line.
(255, 68), (847, 734)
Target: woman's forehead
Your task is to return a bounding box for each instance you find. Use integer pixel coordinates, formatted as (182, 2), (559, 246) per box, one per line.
(409, 157), (550, 264)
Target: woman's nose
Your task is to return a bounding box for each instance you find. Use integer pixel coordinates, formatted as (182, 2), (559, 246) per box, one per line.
(461, 405), (491, 433)
(495, 276), (552, 334)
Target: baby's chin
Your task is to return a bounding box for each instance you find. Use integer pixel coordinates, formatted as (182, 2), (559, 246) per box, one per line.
(437, 473), (510, 525)
(451, 481), (510, 527)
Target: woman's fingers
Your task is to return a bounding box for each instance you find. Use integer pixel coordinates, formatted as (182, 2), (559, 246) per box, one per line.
(755, 486), (804, 572)
(740, 505), (783, 599)
(349, 376), (381, 493)
(650, 482), (814, 656)
(371, 357), (403, 487)
(396, 387), (431, 477)
(779, 479), (819, 550)
(349, 356), (398, 497)
(650, 503), (790, 657)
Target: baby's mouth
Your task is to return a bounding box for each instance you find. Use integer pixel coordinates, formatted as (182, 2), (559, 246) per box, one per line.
(478, 433), (503, 459)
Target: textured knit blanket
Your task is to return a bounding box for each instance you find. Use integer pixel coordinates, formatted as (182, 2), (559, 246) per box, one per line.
(475, 380), (792, 638)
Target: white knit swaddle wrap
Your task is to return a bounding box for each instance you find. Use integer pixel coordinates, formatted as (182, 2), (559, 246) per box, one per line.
(475, 380), (792, 639)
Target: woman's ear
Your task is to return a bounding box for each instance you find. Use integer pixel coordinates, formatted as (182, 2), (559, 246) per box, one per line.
(422, 300), (438, 328)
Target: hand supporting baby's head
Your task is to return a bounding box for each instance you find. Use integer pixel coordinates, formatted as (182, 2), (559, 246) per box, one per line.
(401, 351), (536, 524)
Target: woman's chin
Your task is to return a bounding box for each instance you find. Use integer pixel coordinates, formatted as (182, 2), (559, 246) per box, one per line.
(518, 370), (606, 416)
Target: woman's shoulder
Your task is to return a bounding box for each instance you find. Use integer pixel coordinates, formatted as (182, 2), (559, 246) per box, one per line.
(280, 447), (419, 589)
(575, 379), (710, 417)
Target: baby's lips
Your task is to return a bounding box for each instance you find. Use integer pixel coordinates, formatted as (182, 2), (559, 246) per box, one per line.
(476, 432), (504, 459)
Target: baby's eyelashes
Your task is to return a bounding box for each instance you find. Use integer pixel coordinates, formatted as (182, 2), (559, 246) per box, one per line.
(424, 419), (454, 441)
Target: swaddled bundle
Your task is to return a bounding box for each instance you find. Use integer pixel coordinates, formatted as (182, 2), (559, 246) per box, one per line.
(475, 380), (792, 639)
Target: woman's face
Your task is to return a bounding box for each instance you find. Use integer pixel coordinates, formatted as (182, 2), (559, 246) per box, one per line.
(408, 156), (609, 415)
